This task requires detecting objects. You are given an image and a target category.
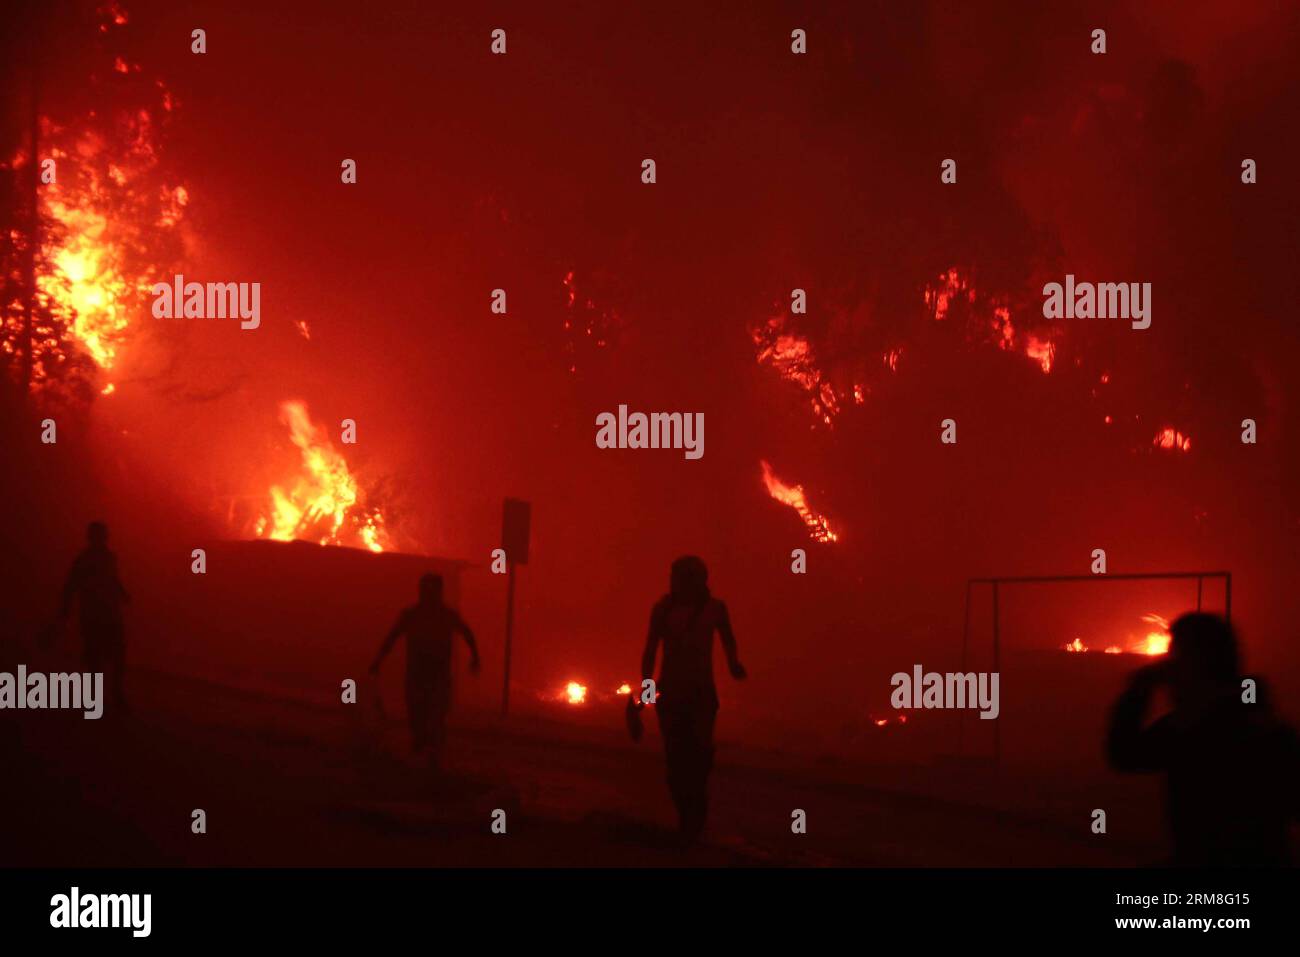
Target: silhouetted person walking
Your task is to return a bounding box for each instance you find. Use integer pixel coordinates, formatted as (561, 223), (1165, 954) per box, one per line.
(1107, 612), (1300, 866)
(636, 556), (745, 842)
(59, 521), (130, 712)
(371, 573), (480, 768)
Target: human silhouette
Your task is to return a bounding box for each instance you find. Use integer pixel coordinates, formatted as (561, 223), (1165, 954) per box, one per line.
(635, 555), (746, 842)
(370, 573), (480, 768)
(58, 521), (130, 712)
(1107, 612), (1300, 866)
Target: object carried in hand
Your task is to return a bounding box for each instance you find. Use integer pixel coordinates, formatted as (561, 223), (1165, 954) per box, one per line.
(625, 696), (644, 742)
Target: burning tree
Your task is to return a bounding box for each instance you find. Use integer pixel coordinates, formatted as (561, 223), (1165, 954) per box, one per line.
(760, 459), (838, 544)
(1, 1), (187, 405)
(752, 260), (1065, 434)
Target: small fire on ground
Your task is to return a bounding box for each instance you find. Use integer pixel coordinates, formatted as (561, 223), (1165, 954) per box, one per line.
(1064, 613), (1171, 656)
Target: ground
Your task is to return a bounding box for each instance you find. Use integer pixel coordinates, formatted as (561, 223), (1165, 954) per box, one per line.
(2, 665), (1168, 867)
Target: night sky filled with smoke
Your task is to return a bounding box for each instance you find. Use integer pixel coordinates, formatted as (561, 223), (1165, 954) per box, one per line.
(3, 0), (1298, 749)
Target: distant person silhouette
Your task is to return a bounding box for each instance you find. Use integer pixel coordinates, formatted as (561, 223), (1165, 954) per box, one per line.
(636, 556), (746, 842)
(1107, 612), (1300, 866)
(58, 521), (130, 712)
(370, 573), (480, 768)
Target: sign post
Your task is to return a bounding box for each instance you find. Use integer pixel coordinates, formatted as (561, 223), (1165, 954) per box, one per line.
(500, 499), (531, 716)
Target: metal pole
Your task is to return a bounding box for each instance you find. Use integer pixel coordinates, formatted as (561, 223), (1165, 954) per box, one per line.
(992, 581), (1000, 766)
(959, 580), (972, 755)
(501, 561), (516, 716)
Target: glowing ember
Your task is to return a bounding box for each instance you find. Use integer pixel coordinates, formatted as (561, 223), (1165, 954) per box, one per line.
(101, 1), (128, 29)
(926, 268), (1057, 375)
(1024, 335), (1055, 374)
(925, 268), (973, 322)
(992, 303), (1055, 374)
(565, 682), (587, 705)
(254, 400), (391, 553)
(1154, 427), (1192, 453)
(870, 714), (907, 728)
(760, 460), (838, 543)
(560, 269), (622, 372)
(615, 683), (632, 695)
(993, 305), (1015, 345)
(1064, 637), (1126, 654)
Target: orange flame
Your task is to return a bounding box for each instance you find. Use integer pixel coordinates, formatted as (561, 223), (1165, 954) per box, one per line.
(565, 682), (587, 705)
(1135, 613), (1171, 656)
(1063, 613), (1170, 656)
(1154, 427), (1192, 453)
(752, 316), (842, 426)
(7, 5), (189, 397)
(925, 268), (974, 321)
(39, 199), (135, 373)
(255, 401), (391, 553)
(760, 460), (838, 543)
(1025, 335), (1055, 374)
(870, 714), (907, 728)
(926, 268), (1057, 375)
(38, 169), (187, 380)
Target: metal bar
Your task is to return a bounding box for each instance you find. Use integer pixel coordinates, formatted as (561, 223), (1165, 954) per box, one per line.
(968, 572), (1229, 585)
(992, 582), (1000, 766)
(501, 562), (516, 716)
(962, 569), (1236, 767)
(958, 580), (972, 756)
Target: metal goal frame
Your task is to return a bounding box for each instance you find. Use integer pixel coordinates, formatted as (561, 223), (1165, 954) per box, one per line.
(958, 570), (1232, 762)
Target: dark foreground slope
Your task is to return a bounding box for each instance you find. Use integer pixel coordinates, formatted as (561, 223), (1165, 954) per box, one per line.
(0, 662), (1178, 867)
